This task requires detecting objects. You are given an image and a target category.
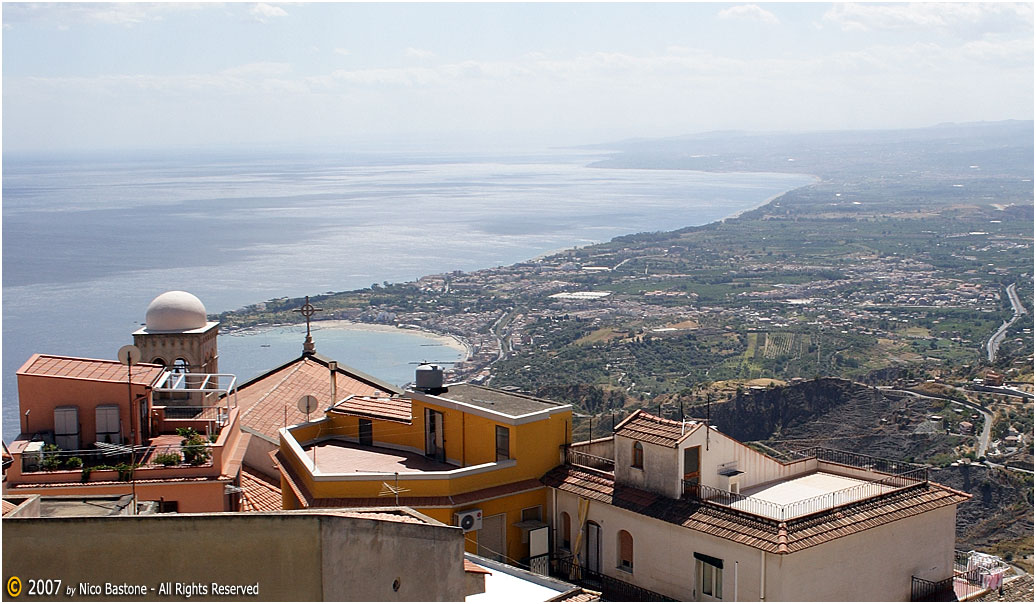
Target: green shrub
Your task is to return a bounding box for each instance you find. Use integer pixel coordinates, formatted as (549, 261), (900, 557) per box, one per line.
(154, 452), (182, 466)
(177, 427), (211, 466)
(64, 456), (83, 469)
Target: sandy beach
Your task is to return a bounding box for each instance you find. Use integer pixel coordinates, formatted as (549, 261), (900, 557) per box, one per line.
(231, 319), (472, 360)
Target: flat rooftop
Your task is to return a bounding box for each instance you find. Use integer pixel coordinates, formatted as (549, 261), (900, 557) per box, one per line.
(39, 495), (134, 518)
(436, 383), (566, 417)
(743, 472), (872, 504)
(305, 440), (454, 474)
(731, 471), (901, 520)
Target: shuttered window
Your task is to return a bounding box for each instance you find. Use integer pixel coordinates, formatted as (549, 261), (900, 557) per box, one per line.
(618, 530), (633, 572)
(495, 426), (510, 461)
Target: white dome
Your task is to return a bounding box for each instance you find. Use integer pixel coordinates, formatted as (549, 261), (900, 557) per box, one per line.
(145, 291), (208, 331)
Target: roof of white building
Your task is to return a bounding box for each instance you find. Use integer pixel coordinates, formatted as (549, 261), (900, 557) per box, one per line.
(542, 465), (970, 555)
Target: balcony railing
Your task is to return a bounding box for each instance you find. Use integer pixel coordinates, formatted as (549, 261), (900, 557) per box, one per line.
(910, 550), (1007, 601)
(685, 466), (927, 522)
(550, 555), (674, 602)
(564, 448), (615, 473)
(791, 447), (929, 482)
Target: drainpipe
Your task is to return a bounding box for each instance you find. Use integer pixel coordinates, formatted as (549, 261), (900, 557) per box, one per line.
(735, 560), (738, 602)
(759, 551), (766, 601)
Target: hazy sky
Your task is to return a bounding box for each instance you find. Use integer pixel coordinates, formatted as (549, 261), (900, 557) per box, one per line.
(2, 2), (1033, 153)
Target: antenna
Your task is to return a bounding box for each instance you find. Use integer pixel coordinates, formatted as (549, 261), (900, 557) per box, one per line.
(379, 472), (411, 505)
(118, 344), (141, 515)
(706, 392), (711, 451)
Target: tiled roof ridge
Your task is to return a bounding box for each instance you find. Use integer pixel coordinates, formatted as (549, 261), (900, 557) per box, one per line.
(240, 361), (306, 420)
(309, 352), (402, 395)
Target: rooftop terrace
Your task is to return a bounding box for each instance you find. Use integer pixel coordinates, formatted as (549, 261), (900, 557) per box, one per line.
(305, 439), (454, 474)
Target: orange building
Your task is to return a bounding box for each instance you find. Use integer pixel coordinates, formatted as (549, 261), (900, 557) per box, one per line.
(4, 354), (248, 514)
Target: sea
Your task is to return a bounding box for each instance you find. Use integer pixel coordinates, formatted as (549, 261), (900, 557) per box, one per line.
(2, 148), (813, 441)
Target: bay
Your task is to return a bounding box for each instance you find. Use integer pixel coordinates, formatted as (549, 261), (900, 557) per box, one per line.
(2, 149), (813, 441)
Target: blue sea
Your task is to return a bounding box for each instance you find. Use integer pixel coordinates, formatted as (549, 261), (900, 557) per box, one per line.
(2, 149), (813, 441)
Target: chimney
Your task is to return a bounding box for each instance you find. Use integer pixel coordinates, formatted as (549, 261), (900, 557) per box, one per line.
(329, 361), (338, 404)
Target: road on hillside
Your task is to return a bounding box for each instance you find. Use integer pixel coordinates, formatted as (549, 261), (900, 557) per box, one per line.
(881, 387), (994, 458)
(987, 282), (1027, 362)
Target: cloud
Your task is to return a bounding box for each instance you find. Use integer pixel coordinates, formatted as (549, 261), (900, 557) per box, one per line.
(822, 2), (1033, 33)
(334, 48), (352, 57)
(1, 2), (205, 28)
(222, 62), (294, 77)
(405, 47), (437, 60)
(250, 3), (288, 23)
(717, 4), (780, 25)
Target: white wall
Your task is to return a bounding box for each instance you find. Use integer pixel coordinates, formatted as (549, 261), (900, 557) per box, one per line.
(614, 437), (680, 498)
(677, 427), (816, 493)
(552, 488), (958, 602)
(767, 504), (958, 601)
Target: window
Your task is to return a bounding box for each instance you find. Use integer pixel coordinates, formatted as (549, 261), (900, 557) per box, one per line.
(172, 358), (190, 373)
(631, 441), (644, 468)
(495, 426), (510, 461)
(359, 418), (373, 446)
(617, 530), (633, 573)
(695, 553), (723, 599)
(683, 445), (701, 495)
(560, 512), (571, 550)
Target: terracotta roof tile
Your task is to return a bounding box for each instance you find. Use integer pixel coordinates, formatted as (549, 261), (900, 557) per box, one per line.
(330, 395), (413, 424)
(240, 466), (282, 512)
(464, 559), (492, 575)
(613, 410), (698, 448)
(542, 465), (970, 554)
(2, 500), (17, 516)
(235, 355), (401, 440)
(17, 354), (164, 387)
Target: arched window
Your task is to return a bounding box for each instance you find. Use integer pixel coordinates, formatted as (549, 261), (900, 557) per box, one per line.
(617, 530), (633, 572)
(632, 441), (644, 469)
(172, 358), (189, 373)
(560, 512), (571, 550)
(151, 357), (167, 367)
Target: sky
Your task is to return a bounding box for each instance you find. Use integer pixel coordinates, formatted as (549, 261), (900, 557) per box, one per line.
(2, 1), (1033, 153)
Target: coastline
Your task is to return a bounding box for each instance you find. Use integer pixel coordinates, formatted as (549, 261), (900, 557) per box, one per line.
(226, 319), (472, 361)
(721, 174), (821, 222)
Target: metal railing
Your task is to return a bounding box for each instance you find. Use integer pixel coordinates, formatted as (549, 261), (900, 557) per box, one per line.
(910, 576), (956, 601)
(550, 555), (674, 602)
(792, 447), (929, 482)
(686, 469), (926, 521)
(909, 550), (1010, 601)
(565, 448), (615, 473)
(18, 442), (214, 474)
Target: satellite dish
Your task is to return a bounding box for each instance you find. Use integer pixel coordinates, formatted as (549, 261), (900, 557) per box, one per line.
(297, 395), (319, 417)
(117, 345), (141, 366)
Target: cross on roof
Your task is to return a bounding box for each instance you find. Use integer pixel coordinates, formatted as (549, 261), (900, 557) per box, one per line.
(293, 296), (323, 354)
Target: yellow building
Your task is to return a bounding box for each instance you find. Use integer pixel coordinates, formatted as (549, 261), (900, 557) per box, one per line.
(276, 372), (572, 567)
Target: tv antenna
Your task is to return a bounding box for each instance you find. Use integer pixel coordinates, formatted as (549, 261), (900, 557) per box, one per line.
(379, 472), (411, 505)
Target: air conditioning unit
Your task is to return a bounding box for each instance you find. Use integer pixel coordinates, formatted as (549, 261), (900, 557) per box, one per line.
(454, 509), (483, 533)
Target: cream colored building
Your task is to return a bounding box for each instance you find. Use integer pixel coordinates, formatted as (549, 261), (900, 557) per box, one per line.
(544, 410), (970, 602)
